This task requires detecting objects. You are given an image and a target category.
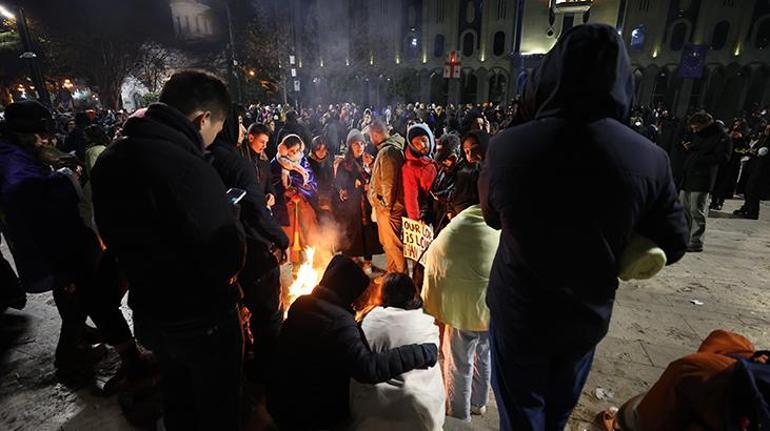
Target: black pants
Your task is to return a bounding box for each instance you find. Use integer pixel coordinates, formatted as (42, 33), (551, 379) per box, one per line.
(240, 247), (282, 382)
(81, 249), (132, 345)
(135, 307), (244, 431)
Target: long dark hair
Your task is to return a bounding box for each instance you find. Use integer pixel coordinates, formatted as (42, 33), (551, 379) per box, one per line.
(380, 273), (423, 310)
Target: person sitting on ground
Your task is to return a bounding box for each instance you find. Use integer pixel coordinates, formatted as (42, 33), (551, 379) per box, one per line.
(595, 329), (769, 431)
(423, 166), (499, 422)
(267, 255), (439, 430)
(350, 273), (445, 430)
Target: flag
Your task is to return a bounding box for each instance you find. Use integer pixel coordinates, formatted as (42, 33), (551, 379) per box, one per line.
(679, 44), (708, 79)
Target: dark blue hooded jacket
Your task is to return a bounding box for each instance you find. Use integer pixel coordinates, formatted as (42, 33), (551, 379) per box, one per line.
(479, 24), (689, 351)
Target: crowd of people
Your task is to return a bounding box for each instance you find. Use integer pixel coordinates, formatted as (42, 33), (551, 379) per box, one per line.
(1, 22), (769, 431)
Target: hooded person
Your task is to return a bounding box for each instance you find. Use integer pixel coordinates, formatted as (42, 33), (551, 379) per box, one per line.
(333, 129), (383, 273)
(266, 255), (439, 430)
(478, 24), (689, 430)
(271, 133), (319, 262)
(404, 123), (438, 223)
(206, 104), (290, 382)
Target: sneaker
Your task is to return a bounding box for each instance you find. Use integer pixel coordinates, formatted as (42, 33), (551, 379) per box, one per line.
(471, 405), (487, 416)
(686, 245), (703, 253)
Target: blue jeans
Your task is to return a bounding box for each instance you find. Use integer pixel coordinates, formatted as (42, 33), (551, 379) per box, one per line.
(442, 326), (491, 420)
(135, 306), (243, 431)
(489, 319), (595, 431)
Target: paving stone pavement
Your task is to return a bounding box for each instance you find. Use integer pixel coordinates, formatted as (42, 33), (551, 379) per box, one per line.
(1, 199), (768, 431)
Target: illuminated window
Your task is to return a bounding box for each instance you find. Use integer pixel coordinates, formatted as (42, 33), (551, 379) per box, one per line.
(630, 24), (646, 51)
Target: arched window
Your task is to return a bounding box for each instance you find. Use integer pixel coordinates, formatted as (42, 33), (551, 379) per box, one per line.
(711, 21), (730, 50)
(493, 31), (506, 56)
(652, 71), (669, 105)
(404, 33), (420, 59)
(434, 34), (445, 57)
(670, 22), (688, 51)
(462, 32), (475, 57)
(630, 24), (647, 51)
(756, 18), (770, 50)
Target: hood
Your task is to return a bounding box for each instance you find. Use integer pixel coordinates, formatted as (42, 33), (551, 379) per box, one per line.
(463, 130), (490, 157)
(378, 133), (405, 152)
(406, 123), (435, 158)
(526, 24), (634, 123)
(346, 128), (366, 147)
(213, 104), (241, 148)
(121, 103), (204, 155)
(315, 255), (370, 306)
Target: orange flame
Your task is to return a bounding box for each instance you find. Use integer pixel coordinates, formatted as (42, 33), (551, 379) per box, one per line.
(285, 247), (320, 312)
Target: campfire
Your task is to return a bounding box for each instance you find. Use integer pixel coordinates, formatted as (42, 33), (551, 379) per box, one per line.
(284, 247), (321, 312)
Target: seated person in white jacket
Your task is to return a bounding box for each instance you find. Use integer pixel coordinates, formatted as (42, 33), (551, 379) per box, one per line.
(422, 165), (500, 421)
(350, 273), (445, 431)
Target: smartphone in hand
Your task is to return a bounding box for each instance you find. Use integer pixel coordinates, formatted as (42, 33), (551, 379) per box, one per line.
(226, 188), (247, 205)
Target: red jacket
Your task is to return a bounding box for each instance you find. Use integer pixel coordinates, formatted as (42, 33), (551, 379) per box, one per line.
(402, 146), (437, 220)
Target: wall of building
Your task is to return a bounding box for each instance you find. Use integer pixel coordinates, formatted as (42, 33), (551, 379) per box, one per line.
(283, 0), (769, 116)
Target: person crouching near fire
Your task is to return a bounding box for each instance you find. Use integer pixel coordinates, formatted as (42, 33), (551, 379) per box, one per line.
(266, 255), (438, 430)
(270, 133), (318, 264)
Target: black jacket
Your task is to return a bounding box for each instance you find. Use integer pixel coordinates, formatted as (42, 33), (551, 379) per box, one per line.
(479, 24), (689, 352)
(208, 107), (289, 252)
(679, 122), (732, 193)
(267, 255), (438, 430)
(91, 103), (245, 324)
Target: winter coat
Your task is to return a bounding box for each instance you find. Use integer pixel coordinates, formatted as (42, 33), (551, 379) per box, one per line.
(91, 103), (245, 324)
(403, 124), (438, 221)
(253, 154), (275, 200)
(334, 156), (383, 258)
(0, 139), (99, 293)
(479, 24), (689, 351)
(713, 136), (750, 200)
(349, 306), (445, 431)
(267, 255), (438, 430)
(679, 123), (732, 193)
(308, 152), (335, 209)
(422, 205), (498, 332)
(746, 134), (770, 200)
(270, 152), (318, 227)
(368, 134), (406, 212)
(207, 107), (289, 253)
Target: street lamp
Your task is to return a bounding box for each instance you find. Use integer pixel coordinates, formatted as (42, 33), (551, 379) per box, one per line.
(2, 3), (51, 107)
(0, 4), (15, 19)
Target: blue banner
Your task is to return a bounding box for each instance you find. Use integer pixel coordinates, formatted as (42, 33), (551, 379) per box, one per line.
(679, 44), (708, 79)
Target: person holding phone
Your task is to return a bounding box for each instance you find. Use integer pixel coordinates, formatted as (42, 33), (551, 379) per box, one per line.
(207, 104), (291, 385)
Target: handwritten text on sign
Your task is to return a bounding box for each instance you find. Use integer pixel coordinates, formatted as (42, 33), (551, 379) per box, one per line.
(402, 217), (434, 261)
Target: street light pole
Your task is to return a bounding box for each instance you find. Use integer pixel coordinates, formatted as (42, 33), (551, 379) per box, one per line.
(14, 6), (51, 107)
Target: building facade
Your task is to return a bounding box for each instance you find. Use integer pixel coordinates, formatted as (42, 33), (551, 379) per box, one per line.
(272, 0), (768, 118)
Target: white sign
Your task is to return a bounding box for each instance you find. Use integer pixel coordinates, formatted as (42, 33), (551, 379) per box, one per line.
(402, 217), (434, 261)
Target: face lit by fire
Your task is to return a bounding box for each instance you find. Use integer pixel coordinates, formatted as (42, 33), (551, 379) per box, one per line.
(351, 140), (365, 158)
(285, 142), (303, 159)
(249, 132), (269, 154)
(463, 137), (483, 164)
(410, 135), (430, 156)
